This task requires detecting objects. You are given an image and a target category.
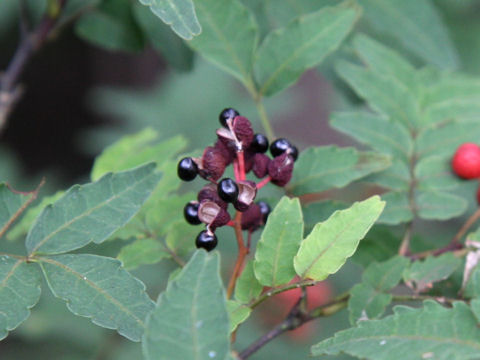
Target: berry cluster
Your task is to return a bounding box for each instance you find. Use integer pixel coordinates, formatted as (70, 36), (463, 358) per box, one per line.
(177, 108), (299, 251)
(452, 143), (480, 203)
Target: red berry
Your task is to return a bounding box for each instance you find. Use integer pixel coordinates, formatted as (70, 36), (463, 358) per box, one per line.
(452, 143), (480, 179)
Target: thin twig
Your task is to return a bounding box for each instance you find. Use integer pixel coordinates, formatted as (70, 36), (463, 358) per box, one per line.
(453, 207), (480, 244)
(254, 99), (275, 141)
(227, 211), (246, 299)
(399, 221), (413, 256)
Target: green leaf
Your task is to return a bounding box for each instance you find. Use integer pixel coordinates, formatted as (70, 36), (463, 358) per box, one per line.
(227, 300), (251, 332)
(464, 263), (480, 299)
(312, 301), (480, 359)
(39, 254), (154, 341)
(143, 251), (230, 360)
(26, 164), (160, 255)
(0, 183), (35, 238)
(7, 191), (64, 241)
(0, 256), (42, 340)
(133, 4), (194, 71)
(415, 191), (467, 220)
(330, 112), (412, 161)
(294, 196), (385, 281)
(362, 256), (410, 292)
(165, 220), (198, 257)
(303, 200), (348, 235)
(288, 146), (391, 196)
(336, 61), (419, 129)
(75, 0), (144, 52)
(415, 156), (459, 191)
(138, 0), (201, 40)
(364, 160), (410, 191)
(254, 197), (303, 286)
(234, 260), (263, 304)
(403, 253), (461, 293)
(377, 192), (413, 225)
(348, 285), (391, 325)
(352, 226), (401, 268)
(117, 238), (171, 270)
(254, 1), (358, 96)
(188, 0), (258, 85)
(91, 129), (186, 181)
(361, 0), (458, 69)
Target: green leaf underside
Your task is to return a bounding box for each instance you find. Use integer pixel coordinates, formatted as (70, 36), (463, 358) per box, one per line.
(352, 226), (401, 268)
(254, 197), (304, 286)
(361, 0), (458, 69)
(235, 260), (263, 304)
(227, 300), (251, 332)
(0, 256), (41, 339)
(0, 184), (34, 238)
(403, 253), (461, 292)
(138, 0), (201, 40)
(334, 35), (477, 223)
(26, 164), (160, 255)
(294, 196), (385, 281)
(288, 146), (390, 196)
(143, 251), (230, 360)
(117, 238), (170, 270)
(254, 1), (358, 96)
(312, 301), (480, 359)
(349, 256), (409, 324)
(189, 0), (258, 85)
(39, 254), (154, 342)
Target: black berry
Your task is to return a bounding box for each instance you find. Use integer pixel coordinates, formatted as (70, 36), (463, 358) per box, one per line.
(177, 157), (198, 181)
(251, 133), (269, 153)
(195, 230), (218, 251)
(289, 145), (299, 161)
(270, 138), (291, 157)
(257, 201), (271, 223)
(184, 201), (201, 225)
(219, 108), (239, 127)
(217, 178), (239, 203)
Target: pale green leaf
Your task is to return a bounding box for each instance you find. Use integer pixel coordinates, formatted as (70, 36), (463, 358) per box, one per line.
(415, 156), (459, 191)
(330, 112), (412, 160)
(362, 256), (410, 292)
(254, 197), (303, 286)
(464, 264), (480, 299)
(133, 4), (194, 71)
(227, 300), (251, 332)
(254, 1), (358, 96)
(403, 253), (461, 292)
(117, 238), (171, 270)
(0, 256), (41, 340)
(294, 196), (385, 281)
(336, 61), (419, 129)
(364, 160), (410, 191)
(0, 183), (34, 239)
(303, 200), (348, 235)
(352, 226), (401, 268)
(26, 164), (161, 255)
(361, 0), (458, 69)
(189, 0), (258, 85)
(143, 251), (230, 360)
(138, 0), (201, 40)
(165, 220), (198, 257)
(416, 191), (467, 220)
(39, 254), (154, 341)
(91, 129), (186, 181)
(377, 192), (413, 225)
(348, 284), (391, 325)
(312, 301), (480, 359)
(7, 191), (64, 241)
(288, 146), (391, 196)
(234, 260), (263, 304)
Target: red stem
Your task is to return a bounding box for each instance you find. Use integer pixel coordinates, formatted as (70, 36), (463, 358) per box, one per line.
(256, 176), (272, 190)
(238, 150), (246, 181)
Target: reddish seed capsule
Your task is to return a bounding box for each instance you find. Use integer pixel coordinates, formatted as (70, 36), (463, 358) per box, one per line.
(197, 200), (231, 231)
(452, 143), (480, 179)
(252, 153), (270, 178)
(234, 180), (257, 212)
(199, 146), (227, 181)
(232, 116), (254, 148)
(241, 203), (262, 231)
(268, 153), (294, 187)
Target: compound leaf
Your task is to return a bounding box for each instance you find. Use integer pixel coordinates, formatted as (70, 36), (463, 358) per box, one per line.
(254, 197), (303, 286)
(312, 301), (480, 359)
(39, 254), (154, 341)
(138, 0), (201, 40)
(254, 1), (358, 96)
(26, 164), (160, 255)
(0, 256), (41, 340)
(117, 238), (171, 270)
(415, 191), (467, 220)
(294, 196), (385, 281)
(235, 260), (263, 304)
(288, 146), (390, 196)
(143, 250), (230, 360)
(0, 183), (35, 239)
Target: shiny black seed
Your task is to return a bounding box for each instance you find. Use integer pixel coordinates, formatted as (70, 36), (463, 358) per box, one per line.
(177, 157), (198, 181)
(257, 201), (271, 223)
(289, 145), (299, 161)
(184, 201), (201, 225)
(219, 108), (240, 127)
(195, 230), (218, 251)
(270, 138), (291, 157)
(251, 133), (269, 153)
(217, 178), (239, 203)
